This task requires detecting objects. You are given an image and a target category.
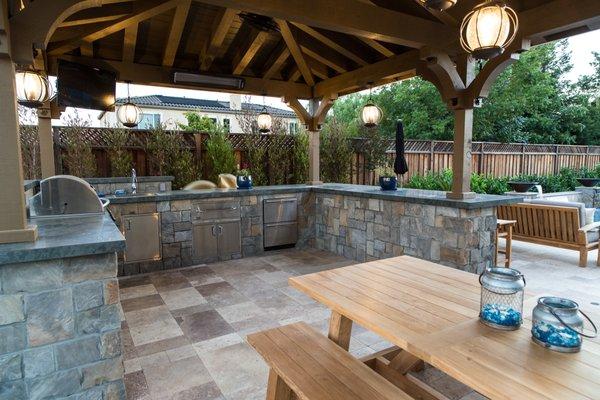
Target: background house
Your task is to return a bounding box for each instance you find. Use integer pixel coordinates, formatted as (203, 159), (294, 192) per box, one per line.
(101, 93), (299, 133)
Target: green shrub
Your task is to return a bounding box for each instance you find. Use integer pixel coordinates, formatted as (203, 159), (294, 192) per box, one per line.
(320, 119), (353, 183)
(106, 128), (133, 177)
(293, 129), (309, 183)
(267, 133), (291, 185)
(62, 114), (97, 177)
(243, 134), (267, 186)
(405, 169), (452, 191)
(204, 125), (236, 182)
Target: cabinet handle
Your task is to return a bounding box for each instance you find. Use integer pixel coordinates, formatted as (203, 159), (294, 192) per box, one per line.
(211, 225), (216, 236)
(126, 220), (131, 231)
(218, 225), (223, 236)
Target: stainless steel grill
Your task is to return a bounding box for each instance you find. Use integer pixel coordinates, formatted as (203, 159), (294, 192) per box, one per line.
(29, 175), (109, 218)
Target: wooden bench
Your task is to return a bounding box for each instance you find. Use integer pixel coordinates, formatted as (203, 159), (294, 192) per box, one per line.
(497, 202), (600, 267)
(247, 322), (413, 400)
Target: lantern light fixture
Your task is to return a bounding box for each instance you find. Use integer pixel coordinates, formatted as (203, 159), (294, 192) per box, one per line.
(418, 0), (457, 11)
(361, 84), (382, 128)
(257, 96), (272, 133)
(460, 0), (519, 60)
(15, 68), (51, 108)
(117, 81), (142, 128)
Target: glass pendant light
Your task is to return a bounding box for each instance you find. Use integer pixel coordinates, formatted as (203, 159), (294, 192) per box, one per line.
(418, 0), (457, 11)
(257, 96), (272, 133)
(361, 85), (382, 128)
(117, 81), (142, 128)
(15, 68), (51, 108)
(460, 0), (518, 60)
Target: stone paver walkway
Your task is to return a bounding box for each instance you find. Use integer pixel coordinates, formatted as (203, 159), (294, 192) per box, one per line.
(119, 243), (600, 400)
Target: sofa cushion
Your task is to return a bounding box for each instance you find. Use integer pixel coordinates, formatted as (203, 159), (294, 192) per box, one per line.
(587, 229), (599, 243)
(585, 208), (596, 225)
(526, 199), (586, 227)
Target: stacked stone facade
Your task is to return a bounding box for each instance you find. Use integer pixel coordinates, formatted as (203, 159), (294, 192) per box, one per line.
(0, 253), (124, 399)
(314, 194), (497, 273)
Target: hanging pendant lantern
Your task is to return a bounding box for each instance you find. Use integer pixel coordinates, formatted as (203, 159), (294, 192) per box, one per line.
(257, 97), (272, 133)
(418, 0), (457, 11)
(460, 0), (518, 60)
(361, 85), (382, 128)
(117, 82), (142, 128)
(15, 68), (51, 108)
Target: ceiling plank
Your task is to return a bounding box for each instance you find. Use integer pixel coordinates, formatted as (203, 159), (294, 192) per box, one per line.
(162, 0), (192, 67)
(291, 23), (367, 66)
(80, 42), (93, 57)
(194, 0), (455, 49)
(359, 37), (394, 57)
(232, 30), (268, 75)
(314, 50), (419, 97)
(49, 55), (313, 98)
(263, 47), (290, 79)
(200, 8), (237, 70)
(277, 19), (315, 86)
(48, 0), (181, 56)
(122, 24), (138, 63)
(300, 45), (346, 74)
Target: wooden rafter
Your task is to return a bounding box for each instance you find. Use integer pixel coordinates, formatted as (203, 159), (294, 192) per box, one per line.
(360, 37), (394, 57)
(263, 47), (290, 79)
(122, 24), (137, 63)
(200, 8), (237, 70)
(232, 30), (268, 75)
(60, 13), (128, 28)
(80, 41), (93, 57)
(300, 45), (346, 74)
(291, 23), (368, 66)
(195, 0), (455, 49)
(277, 19), (315, 86)
(162, 0), (191, 67)
(288, 67), (302, 82)
(48, 0), (182, 56)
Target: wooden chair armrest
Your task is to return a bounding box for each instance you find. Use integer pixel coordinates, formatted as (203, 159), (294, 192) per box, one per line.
(579, 221), (600, 233)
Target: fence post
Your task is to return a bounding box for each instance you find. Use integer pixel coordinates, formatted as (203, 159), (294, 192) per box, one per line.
(520, 143), (525, 175)
(429, 140), (434, 173)
(553, 145), (559, 175)
(478, 142), (485, 175)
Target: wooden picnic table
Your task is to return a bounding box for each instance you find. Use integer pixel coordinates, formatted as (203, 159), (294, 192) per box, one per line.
(289, 255), (600, 400)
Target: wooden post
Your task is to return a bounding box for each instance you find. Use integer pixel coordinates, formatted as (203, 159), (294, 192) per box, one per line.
(37, 102), (56, 178)
(307, 129), (322, 185)
(0, 6), (38, 243)
(447, 109), (475, 199)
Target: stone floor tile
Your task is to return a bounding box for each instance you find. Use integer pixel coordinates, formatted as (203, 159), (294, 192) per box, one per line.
(150, 272), (192, 292)
(353, 330), (386, 346)
(120, 284), (158, 301)
(168, 381), (224, 400)
(169, 303), (213, 318)
(138, 351), (170, 368)
(120, 275), (152, 289)
(121, 294), (164, 313)
(215, 301), (262, 324)
(176, 310), (234, 342)
(253, 270), (293, 286)
(144, 356), (213, 398)
(135, 335), (190, 357)
(195, 282), (249, 308)
(160, 287), (207, 310)
(166, 344), (195, 362)
(229, 314), (281, 337)
(193, 333), (244, 356)
(278, 286), (317, 305)
(126, 306), (184, 347)
(124, 370), (150, 400)
(124, 358), (142, 374)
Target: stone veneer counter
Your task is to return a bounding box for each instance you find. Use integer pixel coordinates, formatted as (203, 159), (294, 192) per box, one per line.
(0, 214), (126, 399)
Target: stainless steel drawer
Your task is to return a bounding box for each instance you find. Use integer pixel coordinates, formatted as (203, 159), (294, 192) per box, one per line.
(263, 198), (298, 224)
(264, 222), (298, 247)
(192, 200), (240, 222)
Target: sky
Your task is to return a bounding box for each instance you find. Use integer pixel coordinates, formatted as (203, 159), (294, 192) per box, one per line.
(51, 29), (600, 125)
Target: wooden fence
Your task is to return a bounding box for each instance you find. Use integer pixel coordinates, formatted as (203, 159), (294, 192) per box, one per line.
(19, 127), (600, 184)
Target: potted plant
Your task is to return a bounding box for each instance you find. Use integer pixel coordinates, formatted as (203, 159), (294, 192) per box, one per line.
(379, 166), (397, 191)
(237, 168), (253, 189)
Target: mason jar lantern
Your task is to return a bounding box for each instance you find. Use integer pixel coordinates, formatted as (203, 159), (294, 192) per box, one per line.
(479, 268), (525, 330)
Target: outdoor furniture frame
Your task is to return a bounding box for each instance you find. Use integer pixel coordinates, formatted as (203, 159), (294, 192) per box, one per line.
(247, 322), (413, 400)
(289, 256), (600, 400)
(495, 219), (517, 267)
(497, 203), (600, 267)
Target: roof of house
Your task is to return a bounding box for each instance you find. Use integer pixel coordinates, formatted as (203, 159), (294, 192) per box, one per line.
(116, 95), (296, 118)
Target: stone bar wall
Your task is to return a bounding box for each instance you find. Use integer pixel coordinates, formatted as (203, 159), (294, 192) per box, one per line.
(0, 253), (124, 399)
(314, 193), (497, 273)
(109, 191), (315, 275)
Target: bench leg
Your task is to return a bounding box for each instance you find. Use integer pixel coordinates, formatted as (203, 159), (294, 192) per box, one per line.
(579, 248), (588, 267)
(266, 369), (293, 400)
(328, 311), (353, 351)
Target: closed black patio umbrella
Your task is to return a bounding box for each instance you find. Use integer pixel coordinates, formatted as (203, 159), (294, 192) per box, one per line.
(394, 120), (409, 176)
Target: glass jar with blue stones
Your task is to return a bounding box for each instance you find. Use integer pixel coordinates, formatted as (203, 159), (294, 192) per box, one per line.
(479, 268), (525, 330)
(532, 297), (597, 353)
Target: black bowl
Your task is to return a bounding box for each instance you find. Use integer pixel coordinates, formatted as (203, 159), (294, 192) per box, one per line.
(577, 178), (600, 187)
(508, 181), (539, 193)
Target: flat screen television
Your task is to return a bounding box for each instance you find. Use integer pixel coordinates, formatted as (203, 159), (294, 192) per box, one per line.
(57, 60), (116, 111)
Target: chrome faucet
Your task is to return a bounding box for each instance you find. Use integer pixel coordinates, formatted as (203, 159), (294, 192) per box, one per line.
(131, 168), (137, 194)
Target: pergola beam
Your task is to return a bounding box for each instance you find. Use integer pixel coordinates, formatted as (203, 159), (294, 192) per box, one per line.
(194, 0), (455, 49)
(263, 47), (290, 80)
(291, 23), (368, 66)
(359, 37), (394, 57)
(300, 45), (346, 74)
(277, 19), (315, 86)
(200, 8), (237, 70)
(232, 30), (268, 75)
(122, 23), (138, 63)
(162, 0), (191, 67)
(48, 55), (313, 98)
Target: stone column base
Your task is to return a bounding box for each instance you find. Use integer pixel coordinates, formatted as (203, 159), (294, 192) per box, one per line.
(307, 181), (323, 186)
(446, 191), (476, 200)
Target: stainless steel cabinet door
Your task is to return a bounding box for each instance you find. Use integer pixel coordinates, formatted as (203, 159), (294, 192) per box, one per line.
(217, 221), (241, 258)
(192, 224), (218, 262)
(122, 213), (161, 263)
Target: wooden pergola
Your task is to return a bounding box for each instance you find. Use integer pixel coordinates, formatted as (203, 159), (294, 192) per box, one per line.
(1, 0), (599, 243)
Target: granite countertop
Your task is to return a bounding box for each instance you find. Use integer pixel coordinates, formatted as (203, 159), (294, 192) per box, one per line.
(86, 176), (174, 184)
(107, 183), (522, 209)
(0, 213), (125, 265)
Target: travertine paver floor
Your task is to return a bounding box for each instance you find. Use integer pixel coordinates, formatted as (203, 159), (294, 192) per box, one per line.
(119, 244), (600, 400)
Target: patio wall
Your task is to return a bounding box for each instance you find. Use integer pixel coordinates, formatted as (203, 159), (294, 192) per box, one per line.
(0, 253), (125, 399)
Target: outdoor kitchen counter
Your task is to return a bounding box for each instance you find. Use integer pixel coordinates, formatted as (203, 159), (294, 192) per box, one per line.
(0, 213), (125, 265)
(106, 183), (522, 209)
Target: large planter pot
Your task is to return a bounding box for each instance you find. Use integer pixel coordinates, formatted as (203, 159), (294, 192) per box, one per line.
(237, 175), (253, 189)
(379, 176), (397, 191)
(508, 181), (538, 193)
(577, 178), (600, 187)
